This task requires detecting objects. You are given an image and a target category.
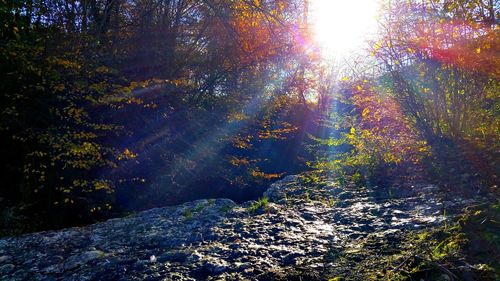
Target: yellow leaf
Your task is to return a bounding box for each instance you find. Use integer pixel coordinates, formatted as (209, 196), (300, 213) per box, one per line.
(362, 108), (370, 118)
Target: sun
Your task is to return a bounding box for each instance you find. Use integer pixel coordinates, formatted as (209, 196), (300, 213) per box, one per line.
(310, 0), (379, 60)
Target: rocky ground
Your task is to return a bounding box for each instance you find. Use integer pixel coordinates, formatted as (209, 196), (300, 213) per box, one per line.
(0, 174), (491, 280)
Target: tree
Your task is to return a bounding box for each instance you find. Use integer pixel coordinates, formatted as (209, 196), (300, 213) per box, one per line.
(369, 0), (499, 184)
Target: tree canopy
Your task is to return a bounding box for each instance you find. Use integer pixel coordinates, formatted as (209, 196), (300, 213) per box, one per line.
(0, 0), (498, 235)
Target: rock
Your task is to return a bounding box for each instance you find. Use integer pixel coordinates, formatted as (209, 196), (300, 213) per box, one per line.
(64, 250), (104, 270)
(157, 250), (197, 263)
(282, 253), (302, 266)
(41, 264), (62, 274)
(0, 255), (11, 263)
(0, 176), (488, 280)
(131, 260), (147, 270)
(301, 212), (317, 221)
(337, 191), (354, 200)
(0, 263), (15, 274)
(203, 259), (229, 274)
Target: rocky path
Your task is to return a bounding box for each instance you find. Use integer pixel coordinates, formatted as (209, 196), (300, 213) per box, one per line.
(0, 175), (487, 280)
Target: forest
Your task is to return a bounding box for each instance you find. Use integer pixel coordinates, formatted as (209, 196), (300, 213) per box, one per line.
(0, 0), (499, 279)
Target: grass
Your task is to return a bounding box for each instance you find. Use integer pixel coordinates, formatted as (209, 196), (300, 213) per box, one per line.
(324, 203), (499, 280)
(321, 197), (336, 208)
(248, 196), (269, 213)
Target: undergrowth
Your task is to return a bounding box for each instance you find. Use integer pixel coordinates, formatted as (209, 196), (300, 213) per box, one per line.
(248, 196), (269, 213)
(326, 202), (499, 280)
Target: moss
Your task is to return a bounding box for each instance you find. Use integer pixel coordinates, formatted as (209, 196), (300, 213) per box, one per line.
(193, 202), (206, 213)
(302, 190), (311, 201)
(183, 208), (193, 220)
(219, 204), (234, 213)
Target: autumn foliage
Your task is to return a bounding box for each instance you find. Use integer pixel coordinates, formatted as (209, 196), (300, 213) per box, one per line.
(0, 0), (498, 235)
